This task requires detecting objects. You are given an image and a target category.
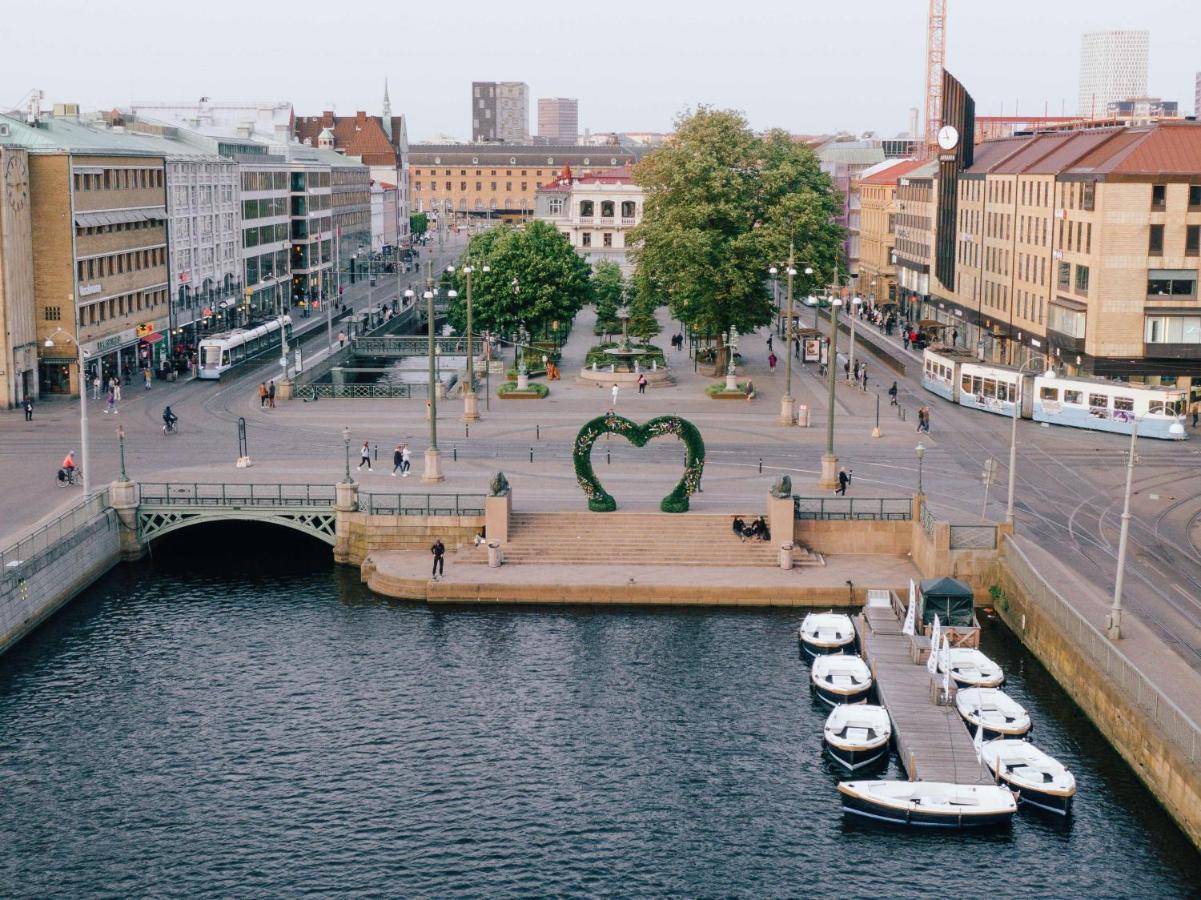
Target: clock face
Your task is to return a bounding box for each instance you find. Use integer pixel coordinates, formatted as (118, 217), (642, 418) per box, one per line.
(5, 154), (28, 212)
(937, 125), (960, 152)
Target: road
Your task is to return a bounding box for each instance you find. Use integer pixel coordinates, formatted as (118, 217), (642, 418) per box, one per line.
(4, 235), (1201, 676)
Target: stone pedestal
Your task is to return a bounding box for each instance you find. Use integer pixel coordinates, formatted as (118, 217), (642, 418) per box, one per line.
(485, 492), (511, 544)
(818, 453), (840, 490)
(109, 479), (145, 561)
(422, 447), (445, 482)
(276, 378), (293, 402)
(871, 425), (881, 438)
(778, 395), (796, 426)
(462, 392), (480, 422)
(766, 492), (795, 546)
(434, 380), (445, 400)
(333, 480), (359, 565)
(517, 372), (529, 390)
(725, 373), (738, 392)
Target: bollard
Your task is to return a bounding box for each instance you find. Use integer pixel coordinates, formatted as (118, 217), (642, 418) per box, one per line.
(453, 446), (458, 462)
(374, 442), (378, 461)
(607, 447), (611, 465)
(529, 446), (534, 463)
(465, 423), (470, 439)
(536, 424), (540, 440)
(759, 458), (763, 473)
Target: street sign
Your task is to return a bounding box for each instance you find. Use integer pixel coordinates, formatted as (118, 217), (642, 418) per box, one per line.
(982, 457), (997, 484)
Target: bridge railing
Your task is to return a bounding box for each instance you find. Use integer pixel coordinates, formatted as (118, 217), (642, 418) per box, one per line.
(360, 492), (486, 516)
(793, 496), (912, 520)
(1, 489), (112, 571)
(138, 483), (337, 507)
(353, 336), (467, 356)
(294, 382), (431, 401)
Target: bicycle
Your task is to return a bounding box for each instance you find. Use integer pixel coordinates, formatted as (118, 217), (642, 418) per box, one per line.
(56, 467), (82, 487)
(162, 419), (179, 436)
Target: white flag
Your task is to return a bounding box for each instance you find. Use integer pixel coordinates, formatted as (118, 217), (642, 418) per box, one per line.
(902, 580), (917, 636)
(974, 710), (986, 764)
(941, 633), (951, 697)
(926, 614), (941, 675)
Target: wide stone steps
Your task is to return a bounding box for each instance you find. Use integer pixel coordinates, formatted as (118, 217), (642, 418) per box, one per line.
(467, 512), (823, 567)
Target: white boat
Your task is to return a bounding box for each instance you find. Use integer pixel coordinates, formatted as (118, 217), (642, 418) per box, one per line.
(798, 611), (856, 659)
(823, 704), (891, 772)
(936, 647), (1004, 688)
(956, 688), (1032, 739)
(811, 654), (873, 707)
(981, 738), (1077, 816)
(837, 780), (1017, 829)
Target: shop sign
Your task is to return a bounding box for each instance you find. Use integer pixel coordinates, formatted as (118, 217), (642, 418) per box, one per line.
(136, 323), (156, 338)
(78, 284), (102, 297)
(91, 327), (138, 354)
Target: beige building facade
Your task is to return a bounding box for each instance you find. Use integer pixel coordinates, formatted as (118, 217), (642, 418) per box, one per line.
(0, 147), (37, 406)
(857, 159), (926, 307)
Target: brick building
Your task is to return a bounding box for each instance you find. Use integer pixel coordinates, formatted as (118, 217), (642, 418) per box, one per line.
(857, 159), (927, 307)
(0, 146), (37, 407)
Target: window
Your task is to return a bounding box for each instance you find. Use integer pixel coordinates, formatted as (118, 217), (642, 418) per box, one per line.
(1088, 393), (1109, 410)
(1149, 224), (1164, 255)
(1187, 226), (1199, 257)
(1063, 389), (1083, 405)
(1048, 304), (1086, 339)
(1040, 385), (1059, 401)
(1147, 270), (1197, 297)
(1113, 396), (1134, 413)
(1190, 185), (1201, 209)
(1074, 264), (1089, 294)
(603, 232), (613, 247)
(581, 232), (592, 247)
(1145, 315), (1201, 344)
(1152, 184), (1166, 210)
(1057, 261), (1070, 289)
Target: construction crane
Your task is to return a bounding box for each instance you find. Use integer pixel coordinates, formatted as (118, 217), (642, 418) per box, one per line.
(923, 0), (947, 157)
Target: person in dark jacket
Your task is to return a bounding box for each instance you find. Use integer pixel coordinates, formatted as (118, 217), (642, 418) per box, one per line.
(431, 538), (445, 580)
(836, 468), (850, 496)
(23, 398), (33, 421)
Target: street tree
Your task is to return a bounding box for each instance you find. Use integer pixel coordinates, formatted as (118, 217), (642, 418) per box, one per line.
(445, 221), (592, 342)
(629, 108), (844, 368)
(409, 212), (428, 238)
(627, 270), (663, 341)
(591, 260), (624, 336)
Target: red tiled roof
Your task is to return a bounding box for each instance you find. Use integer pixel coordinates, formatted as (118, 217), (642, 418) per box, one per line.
(1091, 122), (1201, 175)
(859, 158), (927, 185)
(294, 111), (398, 166)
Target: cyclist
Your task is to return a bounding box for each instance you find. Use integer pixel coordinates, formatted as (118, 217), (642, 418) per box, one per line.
(162, 405), (178, 433)
(60, 450), (77, 485)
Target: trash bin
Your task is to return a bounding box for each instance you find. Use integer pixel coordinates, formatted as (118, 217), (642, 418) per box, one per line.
(796, 405), (809, 427)
(487, 541), (504, 568)
(779, 542), (795, 570)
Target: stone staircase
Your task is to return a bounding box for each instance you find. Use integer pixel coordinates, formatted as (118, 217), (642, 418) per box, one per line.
(465, 512), (823, 567)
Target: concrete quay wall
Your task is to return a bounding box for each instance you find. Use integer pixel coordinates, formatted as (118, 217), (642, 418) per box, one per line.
(995, 538), (1201, 851)
(0, 510), (120, 656)
(344, 513), (485, 567)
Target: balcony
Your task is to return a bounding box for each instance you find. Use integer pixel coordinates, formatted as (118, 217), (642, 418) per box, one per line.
(621, 217), (636, 225)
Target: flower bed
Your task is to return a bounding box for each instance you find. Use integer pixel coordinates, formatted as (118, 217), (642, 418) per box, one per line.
(497, 381), (549, 399)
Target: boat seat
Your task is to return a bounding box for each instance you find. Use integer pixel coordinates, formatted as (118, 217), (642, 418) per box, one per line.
(1010, 764), (1053, 783)
(844, 727), (870, 743)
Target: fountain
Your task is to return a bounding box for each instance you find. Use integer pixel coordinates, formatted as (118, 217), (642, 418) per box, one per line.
(602, 307), (650, 372)
(579, 306), (674, 389)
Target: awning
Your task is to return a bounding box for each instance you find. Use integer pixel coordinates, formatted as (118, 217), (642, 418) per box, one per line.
(73, 208), (166, 228)
(139, 332), (164, 345)
(918, 319), (949, 328)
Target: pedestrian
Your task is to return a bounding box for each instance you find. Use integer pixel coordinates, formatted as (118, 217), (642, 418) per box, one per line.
(766, 334), (773, 353)
(852, 361), (860, 384)
(1192, 399), (1200, 427)
(768, 351), (777, 373)
(888, 381), (899, 406)
(268, 380), (276, 408)
(744, 379), (756, 401)
(23, 398), (33, 421)
(113, 380), (122, 403)
(844, 359), (851, 382)
(610, 383), (619, 409)
(794, 338), (800, 360)
(637, 373), (648, 395)
(143, 368), (152, 391)
(401, 443), (412, 476)
(92, 374), (101, 400)
(259, 382), (268, 407)
(430, 538), (445, 580)
(358, 440), (372, 471)
(952, 328), (959, 346)
(392, 443), (404, 476)
(836, 467), (850, 496)
(105, 387), (116, 414)
(861, 366), (868, 392)
(338, 331), (346, 348)
(902, 331), (910, 351)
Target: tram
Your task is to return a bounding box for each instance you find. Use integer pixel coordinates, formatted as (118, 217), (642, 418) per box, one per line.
(198, 316), (293, 380)
(921, 347), (1188, 440)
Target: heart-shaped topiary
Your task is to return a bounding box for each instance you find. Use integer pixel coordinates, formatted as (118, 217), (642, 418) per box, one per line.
(572, 413), (705, 513)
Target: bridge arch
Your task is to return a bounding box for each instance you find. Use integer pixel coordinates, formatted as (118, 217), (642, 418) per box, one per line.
(137, 508), (337, 546)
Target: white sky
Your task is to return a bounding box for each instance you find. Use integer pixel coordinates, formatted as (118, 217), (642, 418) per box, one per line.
(2, 0), (1197, 140)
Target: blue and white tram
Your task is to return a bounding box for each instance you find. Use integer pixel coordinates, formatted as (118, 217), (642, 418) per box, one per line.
(957, 362), (1033, 419)
(1032, 376), (1187, 440)
(198, 316), (293, 380)
(921, 347), (981, 403)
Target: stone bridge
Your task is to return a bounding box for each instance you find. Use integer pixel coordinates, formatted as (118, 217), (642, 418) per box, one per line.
(135, 482), (342, 546)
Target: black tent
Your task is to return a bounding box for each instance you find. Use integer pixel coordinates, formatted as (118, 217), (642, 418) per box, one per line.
(920, 577), (975, 627)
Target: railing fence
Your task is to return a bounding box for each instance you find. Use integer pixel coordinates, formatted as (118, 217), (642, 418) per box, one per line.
(793, 496), (912, 520)
(1, 490), (112, 572)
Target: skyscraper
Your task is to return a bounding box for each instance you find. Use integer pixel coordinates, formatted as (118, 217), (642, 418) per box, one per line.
(1077, 30), (1149, 118)
(1195, 72), (1200, 118)
(471, 81), (529, 143)
(537, 98), (579, 144)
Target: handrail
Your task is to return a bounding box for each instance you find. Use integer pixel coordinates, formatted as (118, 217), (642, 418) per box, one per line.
(0, 489), (112, 572)
(137, 483), (337, 507)
(793, 496), (912, 520)
(1003, 536), (1200, 763)
(360, 492), (486, 516)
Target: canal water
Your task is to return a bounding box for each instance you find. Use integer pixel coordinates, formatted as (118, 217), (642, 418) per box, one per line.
(1, 532), (1199, 897)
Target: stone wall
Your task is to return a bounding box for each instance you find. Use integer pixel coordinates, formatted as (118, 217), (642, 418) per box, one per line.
(793, 519), (911, 556)
(996, 537), (1201, 851)
(0, 510), (121, 655)
(344, 513), (485, 566)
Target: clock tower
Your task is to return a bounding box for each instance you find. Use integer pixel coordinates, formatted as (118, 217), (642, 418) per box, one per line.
(0, 146), (38, 408)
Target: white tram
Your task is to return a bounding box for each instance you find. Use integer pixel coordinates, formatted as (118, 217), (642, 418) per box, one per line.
(198, 316), (293, 380)
(921, 347), (1188, 440)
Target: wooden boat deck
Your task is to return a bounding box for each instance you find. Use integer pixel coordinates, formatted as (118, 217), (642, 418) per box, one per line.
(858, 601), (992, 785)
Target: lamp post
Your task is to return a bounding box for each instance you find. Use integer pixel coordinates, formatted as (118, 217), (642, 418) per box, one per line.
(510, 277), (522, 370)
(341, 425), (352, 483)
(819, 297), (844, 489)
(1005, 361), (1053, 526)
(847, 295), (863, 380)
(44, 326), (90, 494)
(450, 262), (488, 421)
(423, 280), (444, 482)
(915, 443), (926, 494)
(116, 424), (128, 483)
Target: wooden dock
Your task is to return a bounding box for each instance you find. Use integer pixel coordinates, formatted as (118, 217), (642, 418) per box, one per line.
(858, 599), (991, 785)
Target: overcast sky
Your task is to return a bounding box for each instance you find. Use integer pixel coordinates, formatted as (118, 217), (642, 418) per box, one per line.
(2, 0), (1197, 140)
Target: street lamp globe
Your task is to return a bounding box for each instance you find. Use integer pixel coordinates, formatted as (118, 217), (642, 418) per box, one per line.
(804, 266), (814, 276)
(769, 266), (778, 276)
(915, 443), (925, 461)
(481, 265), (490, 273)
(447, 289), (458, 299)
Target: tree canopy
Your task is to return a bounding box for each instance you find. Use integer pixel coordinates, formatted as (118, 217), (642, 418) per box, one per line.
(445, 221), (593, 337)
(591, 260), (624, 335)
(629, 108), (845, 344)
(409, 212), (428, 237)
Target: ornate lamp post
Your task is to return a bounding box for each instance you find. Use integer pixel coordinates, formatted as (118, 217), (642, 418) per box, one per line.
(116, 424), (128, 483)
(772, 245), (815, 425)
(449, 262), (488, 422)
(819, 297), (843, 489)
(915, 443), (925, 493)
(423, 283), (444, 482)
(342, 425), (352, 483)
(725, 326), (740, 392)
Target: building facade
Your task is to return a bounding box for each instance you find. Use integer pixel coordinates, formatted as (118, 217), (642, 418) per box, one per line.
(1106, 97), (1180, 123)
(0, 146), (37, 407)
(535, 165), (643, 273)
(816, 141), (886, 279)
(857, 159), (926, 308)
(409, 144), (636, 223)
(471, 82), (529, 143)
(1078, 30), (1150, 119)
(537, 98), (578, 143)
(371, 181), (398, 251)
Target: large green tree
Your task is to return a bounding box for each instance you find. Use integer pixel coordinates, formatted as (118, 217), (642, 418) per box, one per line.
(591, 259), (624, 336)
(627, 269), (663, 341)
(409, 212), (428, 237)
(629, 108), (844, 364)
(445, 221), (592, 339)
